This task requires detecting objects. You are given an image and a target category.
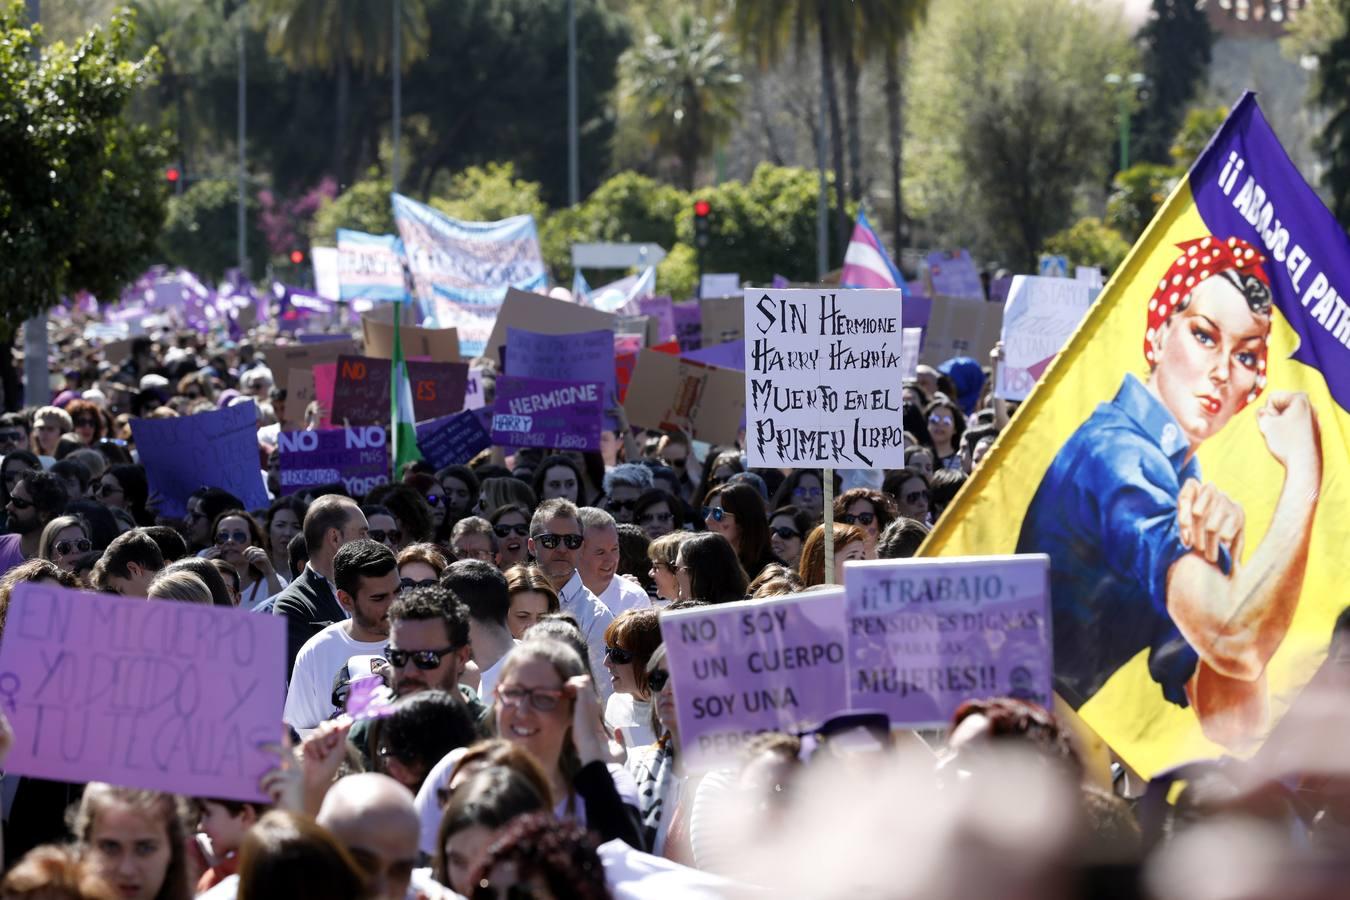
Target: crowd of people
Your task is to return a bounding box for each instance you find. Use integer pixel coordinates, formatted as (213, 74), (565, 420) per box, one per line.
(0, 321), (1343, 900)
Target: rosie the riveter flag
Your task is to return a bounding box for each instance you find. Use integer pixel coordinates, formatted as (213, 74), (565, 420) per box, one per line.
(924, 93), (1350, 777)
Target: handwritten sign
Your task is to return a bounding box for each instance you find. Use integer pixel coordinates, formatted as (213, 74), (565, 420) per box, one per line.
(0, 583), (285, 801)
(491, 376), (603, 452)
(926, 249), (985, 300)
(329, 355), (468, 426)
(995, 276), (1094, 402)
(659, 589), (849, 772)
(131, 403), (268, 519)
(623, 351), (745, 447)
(362, 317), (462, 362)
(416, 410), (492, 469)
(463, 370), (486, 411)
(505, 328), (616, 402)
(277, 427), (390, 497)
(744, 289), (906, 469)
(844, 556), (1052, 728)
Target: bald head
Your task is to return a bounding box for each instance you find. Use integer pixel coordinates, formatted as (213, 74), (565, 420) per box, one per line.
(318, 773), (419, 900)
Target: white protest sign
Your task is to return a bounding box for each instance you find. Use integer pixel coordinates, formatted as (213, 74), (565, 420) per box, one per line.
(900, 327), (922, 380)
(700, 273), (741, 298)
(743, 289), (906, 469)
(994, 275), (1094, 402)
(659, 589), (849, 773)
(844, 555), (1053, 728)
(1075, 265), (1103, 289)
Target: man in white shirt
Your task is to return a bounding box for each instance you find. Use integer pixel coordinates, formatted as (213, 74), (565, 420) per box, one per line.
(528, 498), (615, 701)
(283, 539), (400, 733)
(442, 559), (516, 703)
(579, 506), (652, 618)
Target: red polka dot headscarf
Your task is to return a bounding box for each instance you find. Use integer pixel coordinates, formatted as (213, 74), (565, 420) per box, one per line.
(1144, 235), (1273, 406)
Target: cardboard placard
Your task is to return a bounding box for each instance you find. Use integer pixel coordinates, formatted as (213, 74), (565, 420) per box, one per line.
(329, 355), (468, 426)
(484, 288), (618, 363)
(260, 339), (361, 394)
(0, 583), (284, 801)
(362, 316), (462, 362)
(699, 295), (744, 346)
(925, 249), (985, 300)
(277, 427), (390, 496)
(130, 402), (268, 519)
(282, 368), (316, 431)
(919, 296), (1004, 366)
(623, 351), (745, 447)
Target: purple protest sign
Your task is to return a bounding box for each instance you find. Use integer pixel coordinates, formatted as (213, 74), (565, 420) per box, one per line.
(277, 427), (390, 497)
(682, 339), (745, 371)
(130, 402), (268, 519)
(492, 376), (603, 452)
(505, 328), (618, 430)
(926, 249), (986, 300)
(673, 301), (702, 352)
(416, 410), (492, 469)
(844, 555), (1052, 728)
(658, 590), (850, 773)
(0, 583), (285, 802)
(638, 296), (676, 343)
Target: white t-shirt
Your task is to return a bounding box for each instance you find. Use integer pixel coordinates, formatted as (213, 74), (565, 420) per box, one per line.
(597, 574), (652, 618)
(282, 621), (387, 732)
(605, 693), (655, 751)
(558, 570), (617, 704)
(476, 644), (515, 706)
(198, 868), (453, 900)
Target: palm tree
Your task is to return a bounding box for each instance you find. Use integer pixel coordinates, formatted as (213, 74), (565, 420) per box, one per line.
(621, 11), (744, 189)
(255, 0), (428, 185)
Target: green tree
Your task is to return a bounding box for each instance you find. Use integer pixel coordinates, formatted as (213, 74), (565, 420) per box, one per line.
(619, 11), (743, 189)
(1307, 0), (1350, 228)
(310, 170), (395, 243)
(1134, 0), (1215, 166)
(159, 179), (268, 282)
(1041, 217), (1131, 275)
(540, 171), (687, 280)
(0, 3), (170, 404)
(1105, 163), (1178, 241)
(656, 242), (699, 299)
(429, 163), (548, 223)
(906, 0), (1135, 269)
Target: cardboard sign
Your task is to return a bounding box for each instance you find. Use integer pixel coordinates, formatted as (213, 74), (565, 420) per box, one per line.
(312, 362), (337, 428)
(995, 276), (1094, 402)
(926, 249), (985, 299)
(901, 328), (922, 380)
(623, 351), (745, 447)
(484, 288), (618, 363)
(282, 368), (316, 431)
(920, 296), (1004, 366)
(130, 403), (268, 519)
(416, 410), (492, 469)
(744, 289), (906, 469)
(659, 589), (850, 772)
(700, 273), (741, 298)
(362, 317), (462, 362)
(673, 301), (702, 352)
(700, 295), (744, 346)
(329, 355), (468, 426)
(505, 328), (617, 405)
(492, 376), (604, 451)
(277, 427), (391, 496)
(260, 339), (360, 394)
(844, 556), (1053, 728)
(0, 583), (285, 801)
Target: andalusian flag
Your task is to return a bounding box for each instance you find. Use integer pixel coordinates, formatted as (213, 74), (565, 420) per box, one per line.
(924, 93), (1350, 777)
(390, 299), (421, 476)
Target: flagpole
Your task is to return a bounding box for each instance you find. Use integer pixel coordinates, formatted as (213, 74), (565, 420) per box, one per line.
(392, 296), (403, 481)
(823, 468), (835, 584)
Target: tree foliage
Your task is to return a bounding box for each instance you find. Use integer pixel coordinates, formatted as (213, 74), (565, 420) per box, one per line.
(1134, 0), (1215, 166)
(159, 179), (268, 283)
(1308, 0), (1350, 229)
(1041, 217), (1131, 275)
(540, 171), (686, 280)
(309, 170), (396, 243)
(0, 3), (171, 329)
(429, 163), (548, 225)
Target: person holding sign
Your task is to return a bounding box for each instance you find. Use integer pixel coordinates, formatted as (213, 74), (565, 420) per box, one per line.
(1017, 236), (1323, 747)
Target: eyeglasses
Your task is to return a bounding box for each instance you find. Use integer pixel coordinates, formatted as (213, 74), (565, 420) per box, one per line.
(96, 483), (123, 498)
(770, 526), (801, 540)
(904, 489), (930, 505)
(647, 669), (670, 692)
(55, 539), (92, 555)
(532, 532), (583, 550)
(369, 528), (403, 545)
(399, 577), (438, 592)
(8, 496), (33, 511)
(216, 529), (249, 545)
(385, 644), (461, 670)
(73, 417), (96, 428)
(495, 684), (565, 712)
(928, 413), (954, 427)
(425, 493), (442, 507)
(638, 511), (673, 526)
(839, 512), (875, 526)
(493, 523), (529, 538)
(793, 486), (823, 499)
(606, 498), (638, 512)
(604, 645), (634, 665)
(702, 506), (734, 522)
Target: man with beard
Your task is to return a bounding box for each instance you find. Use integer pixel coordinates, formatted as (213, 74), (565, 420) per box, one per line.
(283, 539), (399, 734)
(0, 471), (69, 576)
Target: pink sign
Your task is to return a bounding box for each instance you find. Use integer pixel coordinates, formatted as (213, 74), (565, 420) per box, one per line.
(0, 584), (286, 802)
(658, 589), (849, 772)
(313, 362), (337, 428)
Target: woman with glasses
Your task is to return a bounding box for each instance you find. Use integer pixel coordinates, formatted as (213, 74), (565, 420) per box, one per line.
(38, 515), (92, 573)
(264, 495), (307, 577)
(531, 455), (585, 505)
(832, 488), (898, 560)
(646, 532), (690, 605)
(397, 543), (448, 591)
(674, 533), (748, 604)
(632, 489), (682, 542)
(207, 508), (285, 611)
(769, 469), (834, 525)
(490, 637), (644, 847)
(690, 449), (742, 519)
(602, 609), (663, 753)
(489, 504), (532, 569)
(924, 397), (966, 471)
(64, 398), (105, 446)
(701, 483), (778, 582)
(502, 565), (561, 639)
(767, 506), (814, 570)
(798, 523), (869, 588)
(366, 484), (434, 549)
(883, 468), (932, 524)
(97, 464), (153, 526)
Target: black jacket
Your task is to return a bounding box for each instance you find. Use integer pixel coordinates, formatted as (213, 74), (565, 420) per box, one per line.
(272, 566), (346, 679)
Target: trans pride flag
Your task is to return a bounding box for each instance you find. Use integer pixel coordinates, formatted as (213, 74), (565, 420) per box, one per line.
(840, 210), (909, 294)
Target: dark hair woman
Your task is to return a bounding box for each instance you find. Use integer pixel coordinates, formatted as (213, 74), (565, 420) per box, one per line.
(924, 396), (967, 471)
(674, 532), (748, 604)
(97, 464), (152, 526)
(691, 448), (743, 511)
(207, 509), (285, 610)
(767, 506), (814, 571)
(701, 482), (777, 581)
(632, 489), (683, 542)
(532, 455), (586, 505)
(832, 488), (898, 559)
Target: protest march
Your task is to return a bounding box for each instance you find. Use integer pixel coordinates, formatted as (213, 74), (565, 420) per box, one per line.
(7, 0), (1350, 895)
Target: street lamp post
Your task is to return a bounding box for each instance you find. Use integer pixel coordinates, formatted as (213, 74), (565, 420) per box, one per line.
(1104, 71), (1147, 172)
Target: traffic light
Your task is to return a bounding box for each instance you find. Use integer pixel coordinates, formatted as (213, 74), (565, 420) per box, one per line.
(289, 249), (305, 265)
(165, 167), (181, 184)
(693, 199), (711, 249)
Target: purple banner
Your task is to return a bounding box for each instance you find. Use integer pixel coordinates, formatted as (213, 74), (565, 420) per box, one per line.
(491, 376), (603, 452)
(130, 402), (268, 519)
(638, 296), (676, 343)
(682, 339), (745, 371)
(505, 327), (618, 430)
(277, 427), (390, 497)
(927, 249), (985, 300)
(844, 556), (1052, 727)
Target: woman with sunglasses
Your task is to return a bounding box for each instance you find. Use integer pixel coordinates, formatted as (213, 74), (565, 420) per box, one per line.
(38, 515), (92, 573)
(64, 398), (105, 446)
(690, 449), (743, 517)
(489, 504), (532, 569)
(632, 489), (682, 542)
(924, 397), (966, 471)
(832, 488), (898, 560)
(767, 506), (813, 570)
(883, 468), (932, 524)
(369, 690), (479, 793)
(0, 451), (40, 530)
(397, 542), (448, 592)
(626, 645), (696, 861)
(701, 483), (778, 582)
(503, 565), (561, 639)
(490, 638), (643, 848)
(646, 532), (690, 605)
(674, 533), (748, 604)
(602, 609), (663, 753)
(97, 464), (153, 526)
(207, 508), (285, 611)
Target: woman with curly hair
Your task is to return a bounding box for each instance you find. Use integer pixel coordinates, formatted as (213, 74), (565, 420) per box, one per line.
(470, 812), (612, 900)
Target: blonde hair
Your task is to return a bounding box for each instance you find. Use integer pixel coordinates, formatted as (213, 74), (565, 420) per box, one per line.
(146, 571), (212, 605)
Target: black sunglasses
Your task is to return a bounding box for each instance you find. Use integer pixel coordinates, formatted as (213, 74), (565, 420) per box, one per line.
(533, 532), (583, 550)
(904, 489), (930, 505)
(8, 496), (33, 511)
(55, 539), (92, 555)
(399, 577), (437, 592)
(604, 645), (634, 665)
(494, 523), (529, 538)
(647, 668), (670, 692)
(385, 644), (461, 670)
(96, 483), (122, 498)
(370, 528), (403, 545)
(606, 498), (638, 512)
(425, 493), (442, 507)
(839, 512), (875, 526)
(638, 511), (673, 526)
(770, 526), (801, 540)
(216, 529), (249, 545)
(702, 506), (733, 522)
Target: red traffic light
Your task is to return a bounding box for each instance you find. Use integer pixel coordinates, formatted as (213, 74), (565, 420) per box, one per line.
(289, 250), (304, 265)
(694, 200), (711, 217)
(165, 167), (181, 183)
